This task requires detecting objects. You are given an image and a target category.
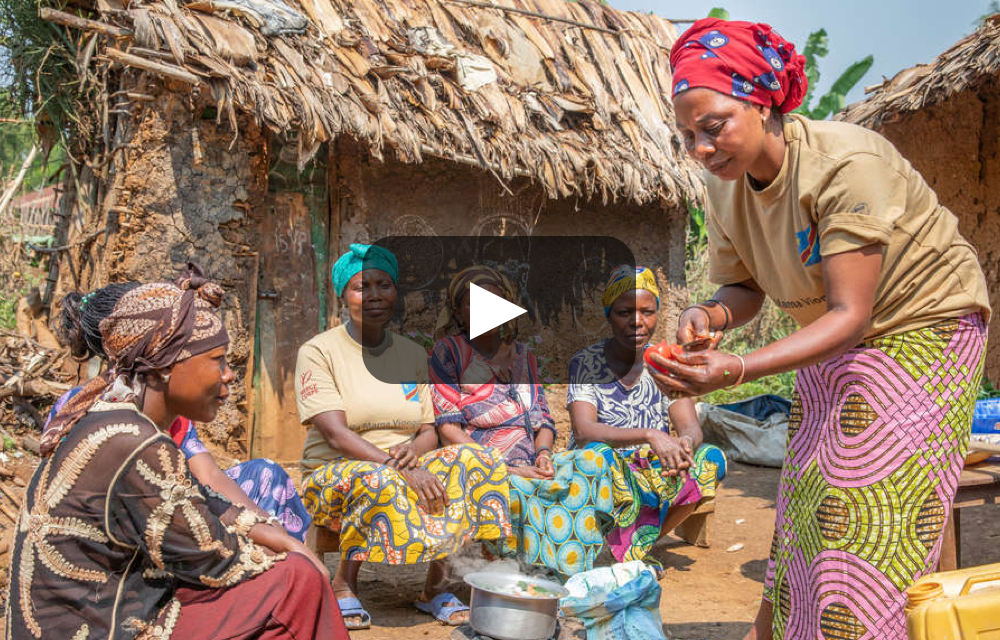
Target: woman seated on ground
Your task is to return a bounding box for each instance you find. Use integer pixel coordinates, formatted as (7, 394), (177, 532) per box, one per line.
(8, 268), (346, 640)
(566, 265), (727, 566)
(47, 279), (312, 541)
(296, 244), (512, 630)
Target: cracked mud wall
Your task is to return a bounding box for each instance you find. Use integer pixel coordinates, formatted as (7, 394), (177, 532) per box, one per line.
(877, 83), (1000, 384)
(56, 91), (269, 457)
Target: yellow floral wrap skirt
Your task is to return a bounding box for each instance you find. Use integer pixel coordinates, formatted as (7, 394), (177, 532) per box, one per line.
(302, 443), (512, 564)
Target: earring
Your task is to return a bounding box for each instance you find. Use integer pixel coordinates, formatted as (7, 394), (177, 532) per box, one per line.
(162, 373), (171, 383)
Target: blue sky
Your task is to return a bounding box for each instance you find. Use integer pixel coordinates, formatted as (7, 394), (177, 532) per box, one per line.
(610, 0), (992, 106)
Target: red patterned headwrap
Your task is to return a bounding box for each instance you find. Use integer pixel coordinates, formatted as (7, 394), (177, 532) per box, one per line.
(670, 18), (807, 114)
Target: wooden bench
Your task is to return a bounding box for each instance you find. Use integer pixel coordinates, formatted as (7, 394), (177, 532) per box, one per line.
(674, 497), (715, 548)
(938, 459), (1000, 571)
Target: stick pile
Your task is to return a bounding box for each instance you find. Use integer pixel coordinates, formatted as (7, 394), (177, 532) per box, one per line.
(0, 328), (72, 436)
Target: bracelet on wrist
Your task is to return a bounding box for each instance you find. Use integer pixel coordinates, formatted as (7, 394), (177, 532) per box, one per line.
(727, 354), (747, 388)
(702, 299), (732, 331)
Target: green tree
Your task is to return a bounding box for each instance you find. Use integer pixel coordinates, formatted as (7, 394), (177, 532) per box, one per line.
(0, 0), (79, 189)
(975, 1), (1000, 28)
(795, 29), (873, 120)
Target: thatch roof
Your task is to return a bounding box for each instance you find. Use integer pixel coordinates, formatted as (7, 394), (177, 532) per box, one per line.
(65, 0), (702, 207)
(839, 16), (1000, 129)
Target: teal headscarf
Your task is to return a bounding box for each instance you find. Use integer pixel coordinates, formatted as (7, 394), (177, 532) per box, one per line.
(332, 243), (399, 296)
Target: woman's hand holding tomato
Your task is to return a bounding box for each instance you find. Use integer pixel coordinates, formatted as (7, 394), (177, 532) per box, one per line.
(676, 306), (714, 345)
(647, 348), (746, 397)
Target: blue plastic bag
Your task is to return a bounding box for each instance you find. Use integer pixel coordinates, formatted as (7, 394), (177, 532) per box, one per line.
(718, 394), (791, 421)
(560, 562), (666, 640)
(973, 398), (1000, 434)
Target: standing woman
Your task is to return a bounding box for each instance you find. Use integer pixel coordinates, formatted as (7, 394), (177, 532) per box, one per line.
(659, 18), (991, 640)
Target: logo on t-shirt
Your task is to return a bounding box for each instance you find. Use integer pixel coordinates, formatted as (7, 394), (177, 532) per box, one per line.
(796, 224), (822, 267)
(300, 371), (319, 400)
(401, 382), (419, 402)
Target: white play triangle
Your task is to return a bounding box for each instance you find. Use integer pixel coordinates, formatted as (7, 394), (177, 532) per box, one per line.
(468, 282), (527, 339)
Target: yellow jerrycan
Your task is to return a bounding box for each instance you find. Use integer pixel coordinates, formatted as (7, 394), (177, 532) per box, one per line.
(906, 563), (1000, 639)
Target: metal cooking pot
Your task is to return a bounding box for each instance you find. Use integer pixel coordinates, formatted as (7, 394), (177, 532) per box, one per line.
(464, 571), (569, 640)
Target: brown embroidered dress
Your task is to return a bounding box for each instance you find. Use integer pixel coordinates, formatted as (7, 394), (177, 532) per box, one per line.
(6, 401), (280, 640)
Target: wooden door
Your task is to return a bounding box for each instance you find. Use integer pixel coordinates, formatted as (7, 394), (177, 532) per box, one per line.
(251, 190), (328, 463)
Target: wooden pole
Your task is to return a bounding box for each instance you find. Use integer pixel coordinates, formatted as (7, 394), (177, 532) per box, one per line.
(443, 0), (618, 34)
(0, 143), (37, 216)
(28, 225), (108, 253)
(39, 7), (132, 38)
(105, 48), (200, 85)
(0, 483), (22, 510)
(0, 503), (17, 523)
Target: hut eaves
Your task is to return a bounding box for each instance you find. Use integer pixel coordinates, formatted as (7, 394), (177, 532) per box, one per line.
(839, 17), (1000, 128)
(79, 0), (703, 207)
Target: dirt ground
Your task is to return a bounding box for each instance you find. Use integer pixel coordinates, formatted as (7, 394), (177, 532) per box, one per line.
(312, 460), (1000, 640)
(4, 459), (1000, 639)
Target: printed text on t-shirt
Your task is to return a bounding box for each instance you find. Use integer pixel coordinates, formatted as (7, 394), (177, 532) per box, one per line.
(773, 295), (826, 310)
(300, 371), (319, 400)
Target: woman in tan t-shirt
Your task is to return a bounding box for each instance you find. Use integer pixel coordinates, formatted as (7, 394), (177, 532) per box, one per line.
(656, 18), (990, 640)
(296, 244), (513, 629)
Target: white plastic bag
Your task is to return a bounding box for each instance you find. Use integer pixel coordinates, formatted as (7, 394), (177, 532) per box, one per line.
(559, 561), (665, 640)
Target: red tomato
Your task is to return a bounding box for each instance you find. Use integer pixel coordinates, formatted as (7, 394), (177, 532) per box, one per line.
(643, 341), (682, 374)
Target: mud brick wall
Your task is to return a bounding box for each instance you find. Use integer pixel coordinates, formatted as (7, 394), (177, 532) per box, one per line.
(330, 139), (688, 444)
(877, 82), (1000, 384)
(56, 91), (269, 457)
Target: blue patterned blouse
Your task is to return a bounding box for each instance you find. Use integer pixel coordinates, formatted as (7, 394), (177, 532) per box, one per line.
(566, 341), (673, 449)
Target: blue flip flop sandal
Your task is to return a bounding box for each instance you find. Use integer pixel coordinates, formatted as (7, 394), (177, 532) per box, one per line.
(336, 597), (372, 630)
(413, 591), (469, 626)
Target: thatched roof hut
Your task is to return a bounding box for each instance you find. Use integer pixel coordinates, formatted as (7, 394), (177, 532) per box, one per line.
(44, 0), (699, 460)
(59, 0), (701, 204)
(839, 16), (1000, 384)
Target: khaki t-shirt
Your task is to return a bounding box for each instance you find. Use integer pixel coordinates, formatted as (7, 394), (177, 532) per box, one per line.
(706, 114), (990, 338)
(295, 324), (434, 474)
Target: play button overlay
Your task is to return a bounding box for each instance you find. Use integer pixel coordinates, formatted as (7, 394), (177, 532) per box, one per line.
(359, 235), (640, 385)
(469, 282), (528, 339)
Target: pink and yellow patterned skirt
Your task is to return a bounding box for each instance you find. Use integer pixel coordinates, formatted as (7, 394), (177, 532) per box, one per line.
(764, 314), (987, 639)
